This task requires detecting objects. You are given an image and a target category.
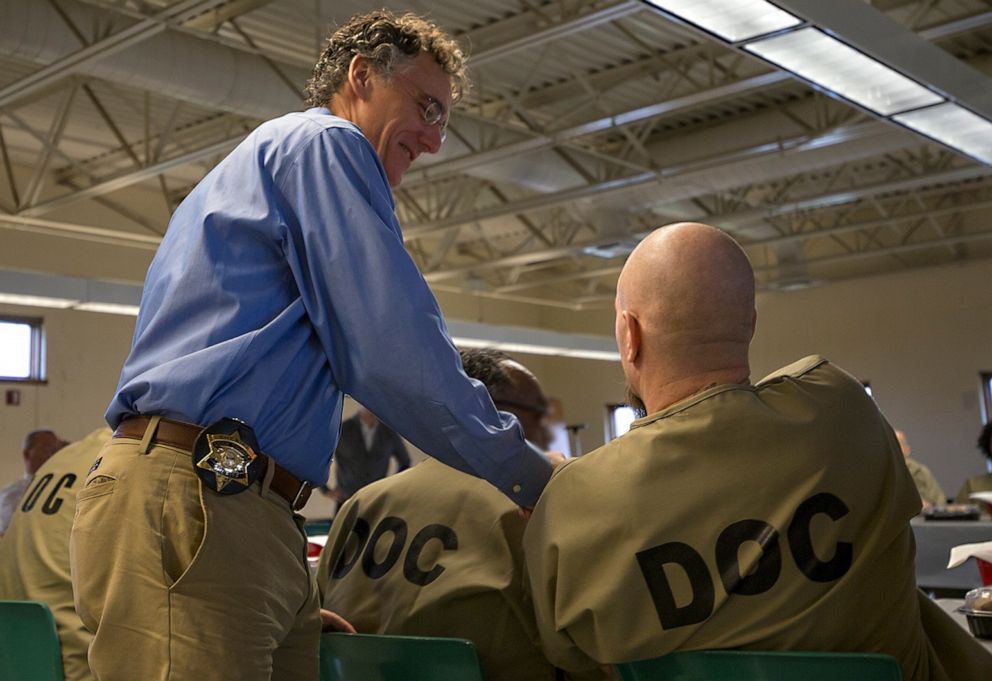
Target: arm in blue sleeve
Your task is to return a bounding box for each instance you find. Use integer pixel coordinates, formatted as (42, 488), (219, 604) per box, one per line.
(275, 126), (552, 506)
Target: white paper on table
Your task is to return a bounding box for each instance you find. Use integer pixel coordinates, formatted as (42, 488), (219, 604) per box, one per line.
(947, 541), (992, 569)
(970, 492), (992, 505)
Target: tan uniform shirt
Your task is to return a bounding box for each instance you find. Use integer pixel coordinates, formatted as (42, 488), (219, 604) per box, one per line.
(954, 473), (992, 504)
(904, 457), (946, 507)
(0, 427), (111, 681)
(317, 457), (603, 681)
(524, 357), (992, 681)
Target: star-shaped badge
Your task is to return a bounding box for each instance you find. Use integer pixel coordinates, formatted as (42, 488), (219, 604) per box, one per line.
(196, 431), (257, 492)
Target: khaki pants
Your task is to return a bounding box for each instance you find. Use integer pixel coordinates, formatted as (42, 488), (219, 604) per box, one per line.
(69, 419), (320, 681)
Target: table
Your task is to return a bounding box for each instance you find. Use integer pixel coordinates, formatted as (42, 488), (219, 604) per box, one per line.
(911, 519), (992, 593)
(934, 599), (992, 653)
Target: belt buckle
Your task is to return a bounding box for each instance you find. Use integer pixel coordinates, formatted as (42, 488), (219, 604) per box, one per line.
(291, 481), (312, 512)
(192, 417), (263, 495)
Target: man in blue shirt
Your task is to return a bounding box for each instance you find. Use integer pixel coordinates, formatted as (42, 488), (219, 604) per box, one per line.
(70, 10), (553, 681)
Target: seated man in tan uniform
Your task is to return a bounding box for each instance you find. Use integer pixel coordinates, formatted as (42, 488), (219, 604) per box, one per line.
(0, 427), (112, 681)
(523, 222), (992, 681)
(317, 348), (607, 681)
(896, 429), (946, 509)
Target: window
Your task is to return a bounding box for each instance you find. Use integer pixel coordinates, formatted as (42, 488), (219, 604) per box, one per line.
(606, 403), (639, 441)
(0, 317), (45, 382)
(981, 372), (992, 423)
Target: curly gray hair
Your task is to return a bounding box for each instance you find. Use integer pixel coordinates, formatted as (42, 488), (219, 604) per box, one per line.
(305, 10), (469, 108)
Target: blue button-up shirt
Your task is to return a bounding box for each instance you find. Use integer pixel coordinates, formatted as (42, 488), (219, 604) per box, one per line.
(107, 109), (551, 506)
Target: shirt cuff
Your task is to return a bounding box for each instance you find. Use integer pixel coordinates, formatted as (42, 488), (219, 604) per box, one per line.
(498, 440), (553, 507)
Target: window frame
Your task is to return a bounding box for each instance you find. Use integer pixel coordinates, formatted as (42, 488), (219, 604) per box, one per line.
(605, 402), (639, 441)
(0, 315), (46, 383)
(980, 372), (992, 424)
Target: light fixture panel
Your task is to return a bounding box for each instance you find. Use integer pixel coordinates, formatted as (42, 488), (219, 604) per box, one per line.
(644, 0), (802, 42)
(0, 293), (77, 309)
(745, 27), (943, 115)
(73, 302), (141, 316)
(893, 102), (992, 165)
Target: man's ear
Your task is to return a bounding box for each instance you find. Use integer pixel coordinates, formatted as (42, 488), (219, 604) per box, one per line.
(619, 310), (642, 365)
(348, 55), (374, 100)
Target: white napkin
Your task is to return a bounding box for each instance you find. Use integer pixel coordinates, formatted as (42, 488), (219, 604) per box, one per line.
(970, 492), (992, 505)
(947, 541), (992, 569)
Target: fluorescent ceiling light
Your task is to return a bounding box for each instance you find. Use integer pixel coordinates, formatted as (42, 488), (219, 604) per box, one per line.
(0, 293), (78, 309)
(581, 240), (638, 259)
(452, 337), (620, 362)
(448, 320), (620, 362)
(0, 269), (143, 316)
(745, 27), (943, 116)
(893, 102), (992, 165)
(644, 0), (801, 42)
(73, 302), (141, 316)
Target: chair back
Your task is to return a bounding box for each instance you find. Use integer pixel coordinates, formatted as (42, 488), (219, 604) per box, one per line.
(616, 650), (902, 681)
(320, 632), (485, 681)
(0, 600), (64, 681)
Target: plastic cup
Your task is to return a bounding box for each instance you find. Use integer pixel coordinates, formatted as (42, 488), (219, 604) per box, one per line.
(978, 559), (992, 586)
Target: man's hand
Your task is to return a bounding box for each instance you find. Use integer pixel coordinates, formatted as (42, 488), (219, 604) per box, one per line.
(320, 609), (356, 633)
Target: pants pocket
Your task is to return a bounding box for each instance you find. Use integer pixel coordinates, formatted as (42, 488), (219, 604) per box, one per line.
(70, 477), (119, 634)
(162, 460), (207, 589)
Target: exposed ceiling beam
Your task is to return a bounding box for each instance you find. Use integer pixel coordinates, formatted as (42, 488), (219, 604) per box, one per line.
(755, 229), (992, 274)
(10, 1), (986, 222)
(404, 121), (886, 241)
(421, 163), (992, 282)
(19, 132), (246, 217)
(403, 11), (992, 190)
(576, 227), (992, 304)
(916, 10), (992, 41)
(470, 0), (643, 67)
(180, 0), (274, 32)
(402, 71), (788, 188)
(0, 212), (161, 249)
(493, 192), (992, 293)
(0, 0), (231, 110)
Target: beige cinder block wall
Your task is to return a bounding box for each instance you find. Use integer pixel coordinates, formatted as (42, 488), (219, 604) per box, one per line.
(750, 258), (992, 497)
(0, 304), (135, 486)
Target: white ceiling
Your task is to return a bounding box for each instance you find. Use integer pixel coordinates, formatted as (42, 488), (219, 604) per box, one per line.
(1, 0), (991, 311)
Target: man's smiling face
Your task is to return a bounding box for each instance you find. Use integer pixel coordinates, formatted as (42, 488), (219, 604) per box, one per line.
(354, 51), (451, 187)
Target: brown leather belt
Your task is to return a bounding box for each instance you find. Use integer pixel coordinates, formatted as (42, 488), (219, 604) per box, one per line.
(114, 416), (312, 511)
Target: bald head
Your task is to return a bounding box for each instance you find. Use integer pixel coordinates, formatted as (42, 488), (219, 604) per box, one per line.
(615, 222), (755, 413)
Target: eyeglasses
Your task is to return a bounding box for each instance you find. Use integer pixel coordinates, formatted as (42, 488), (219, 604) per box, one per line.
(397, 77), (449, 144)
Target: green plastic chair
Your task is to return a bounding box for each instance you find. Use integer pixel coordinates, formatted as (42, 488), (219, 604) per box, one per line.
(320, 632), (485, 681)
(305, 518), (333, 537)
(616, 650), (902, 681)
(0, 600), (64, 681)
